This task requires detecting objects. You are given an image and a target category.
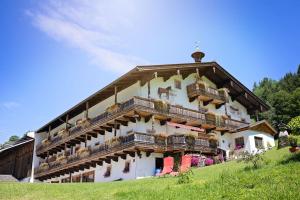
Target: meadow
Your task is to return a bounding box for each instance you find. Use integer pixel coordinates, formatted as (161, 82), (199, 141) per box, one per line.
(1, 145), (299, 200)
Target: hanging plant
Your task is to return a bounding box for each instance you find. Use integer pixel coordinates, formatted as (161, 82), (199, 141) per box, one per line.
(154, 100), (170, 113)
(106, 103), (120, 114)
(39, 162), (49, 170)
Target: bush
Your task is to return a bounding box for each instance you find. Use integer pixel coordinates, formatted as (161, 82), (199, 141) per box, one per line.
(205, 158), (214, 166)
(238, 150), (266, 169)
(288, 136), (298, 147)
(177, 170), (193, 184)
(288, 116), (300, 135)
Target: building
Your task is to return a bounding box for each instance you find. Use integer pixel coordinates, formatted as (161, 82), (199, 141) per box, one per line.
(0, 133), (34, 181)
(33, 50), (276, 183)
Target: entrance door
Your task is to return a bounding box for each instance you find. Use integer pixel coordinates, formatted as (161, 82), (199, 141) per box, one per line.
(155, 157), (163, 170)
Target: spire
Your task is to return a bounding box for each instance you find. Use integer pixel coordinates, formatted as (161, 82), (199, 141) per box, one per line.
(191, 42), (205, 63)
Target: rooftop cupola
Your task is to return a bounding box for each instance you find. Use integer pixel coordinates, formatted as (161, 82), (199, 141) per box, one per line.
(191, 45), (205, 63)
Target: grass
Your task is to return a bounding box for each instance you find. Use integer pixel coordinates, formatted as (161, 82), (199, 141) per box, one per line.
(1, 144), (300, 200)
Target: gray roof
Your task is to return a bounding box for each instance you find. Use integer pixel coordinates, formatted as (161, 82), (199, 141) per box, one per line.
(0, 175), (18, 182)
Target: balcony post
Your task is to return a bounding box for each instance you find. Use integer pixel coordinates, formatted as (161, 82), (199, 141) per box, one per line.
(64, 143), (67, 156)
(114, 86), (118, 104)
(48, 125), (51, 139)
(147, 81), (150, 98)
(85, 102), (89, 119)
(85, 134), (88, 147)
(65, 114), (69, 130)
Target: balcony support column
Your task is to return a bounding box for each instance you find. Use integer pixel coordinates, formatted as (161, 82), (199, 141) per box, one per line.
(147, 81), (150, 98)
(85, 134), (88, 147)
(114, 86), (118, 104)
(48, 125), (51, 139)
(85, 102), (89, 119)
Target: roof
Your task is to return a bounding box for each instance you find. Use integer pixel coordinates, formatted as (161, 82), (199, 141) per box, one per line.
(0, 136), (34, 154)
(36, 61), (270, 133)
(236, 120), (277, 136)
(0, 175), (18, 182)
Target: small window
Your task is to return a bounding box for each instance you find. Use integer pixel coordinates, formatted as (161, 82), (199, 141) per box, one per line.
(82, 171), (95, 182)
(104, 165), (111, 178)
(61, 177), (70, 183)
(235, 137), (244, 149)
(174, 80), (181, 89)
(72, 175), (81, 183)
(254, 137), (264, 149)
(123, 161), (130, 173)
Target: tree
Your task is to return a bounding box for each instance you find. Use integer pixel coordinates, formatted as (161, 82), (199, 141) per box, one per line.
(288, 116), (300, 135)
(253, 65), (300, 129)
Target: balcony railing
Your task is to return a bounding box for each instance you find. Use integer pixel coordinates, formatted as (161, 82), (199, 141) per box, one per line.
(35, 132), (215, 177)
(187, 83), (227, 103)
(36, 96), (248, 155)
(36, 97), (207, 154)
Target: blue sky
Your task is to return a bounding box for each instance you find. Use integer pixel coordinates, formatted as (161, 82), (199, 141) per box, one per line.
(0, 0), (299, 143)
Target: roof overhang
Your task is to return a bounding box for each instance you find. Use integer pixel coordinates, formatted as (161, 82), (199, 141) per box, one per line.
(36, 62), (269, 133)
(235, 120), (277, 136)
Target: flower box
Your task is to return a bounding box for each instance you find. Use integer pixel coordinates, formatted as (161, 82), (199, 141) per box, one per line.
(39, 162), (49, 170)
(77, 147), (90, 158)
(106, 104), (120, 114)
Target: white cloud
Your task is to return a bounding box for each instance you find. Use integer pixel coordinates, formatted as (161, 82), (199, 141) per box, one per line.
(2, 102), (21, 109)
(26, 0), (148, 73)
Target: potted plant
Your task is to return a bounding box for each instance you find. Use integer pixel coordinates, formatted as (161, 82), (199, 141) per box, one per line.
(154, 100), (170, 113)
(58, 129), (68, 138)
(185, 134), (196, 148)
(56, 154), (67, 165)
(155, 133), (167, 145)
(204, 158), (214, 166)
(42, 138), (50, 146)
(106, 103), (120, 114)
(77, 147), (90, 158)
(39, 162), (49, 170)
(288, 136), (299, 153)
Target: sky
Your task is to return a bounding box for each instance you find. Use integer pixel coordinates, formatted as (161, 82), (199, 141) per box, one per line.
(0, 0), (299, 143)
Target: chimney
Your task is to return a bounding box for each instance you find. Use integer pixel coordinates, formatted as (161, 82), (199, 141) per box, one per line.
(191, 47), (205, 63)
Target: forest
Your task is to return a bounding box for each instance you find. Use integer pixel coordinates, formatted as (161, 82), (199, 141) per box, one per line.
(253, 65), (300, 134)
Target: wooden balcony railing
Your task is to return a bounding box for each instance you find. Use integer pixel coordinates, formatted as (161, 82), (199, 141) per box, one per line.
(36, 96), (248, 156)
(34, 132), (216, 177)
(36, 97), (207, 155)
(187, 83), (227, 104)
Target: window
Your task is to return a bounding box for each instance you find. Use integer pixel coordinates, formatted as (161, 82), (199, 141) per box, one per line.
(254, 137), (264, 149)
(235, 137), (244, 149)
(61, 177), (70, 183)
(104, 165), (112, 178)
(174, 80), (181, 89)
(72, 175), (81, 183)
(82, 171), (95, 182)
(123, 161), (130, 173)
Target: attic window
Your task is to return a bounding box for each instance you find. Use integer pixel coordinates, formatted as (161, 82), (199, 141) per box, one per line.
(174, 79), (181, 89)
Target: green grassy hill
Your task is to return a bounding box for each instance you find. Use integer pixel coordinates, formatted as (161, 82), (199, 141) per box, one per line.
(1, 145), (299, 200)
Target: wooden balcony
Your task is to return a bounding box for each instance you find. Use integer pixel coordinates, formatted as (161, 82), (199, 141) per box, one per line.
(36, 97), (207, 157)
(187, 83), (227, 107)
(34, 132), (216, 180)
(36, 96), (248, 158)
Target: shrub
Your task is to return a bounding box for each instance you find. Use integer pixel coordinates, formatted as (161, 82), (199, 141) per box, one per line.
(191, 156), (199, 166)
(287, 116), (300, 135)
(177, 170), (193, 184)
(238, 150), (266, 169)
(288, 136), (298, 147)
(205, 158), (214, 166)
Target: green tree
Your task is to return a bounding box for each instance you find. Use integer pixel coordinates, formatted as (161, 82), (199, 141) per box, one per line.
(288, 116), (300, 135)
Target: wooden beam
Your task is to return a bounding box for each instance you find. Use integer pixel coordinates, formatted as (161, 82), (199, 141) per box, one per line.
(123, 150), (135, 158)
(123, 116), (136, 123)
